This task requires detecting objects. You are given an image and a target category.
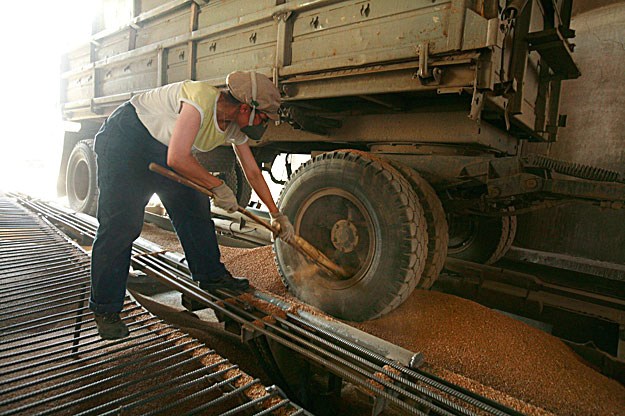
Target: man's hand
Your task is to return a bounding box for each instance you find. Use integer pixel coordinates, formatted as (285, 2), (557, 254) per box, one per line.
(211, 183), (239, 213)
(270, 211), (294, 243)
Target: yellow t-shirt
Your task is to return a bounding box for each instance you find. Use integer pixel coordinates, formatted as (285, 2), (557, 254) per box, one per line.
(129, 81), (247, 151)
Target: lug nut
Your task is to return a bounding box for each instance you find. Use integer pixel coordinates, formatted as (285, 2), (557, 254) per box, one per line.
(524, 178), (538, 189)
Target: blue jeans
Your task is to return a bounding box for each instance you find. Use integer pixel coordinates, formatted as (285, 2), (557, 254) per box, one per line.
(89, 102), (227, 314)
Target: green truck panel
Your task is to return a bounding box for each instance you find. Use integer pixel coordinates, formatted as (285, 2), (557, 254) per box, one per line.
(62, 0), (579, 150)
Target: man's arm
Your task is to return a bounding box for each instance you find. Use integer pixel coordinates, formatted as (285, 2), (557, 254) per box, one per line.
(232, 142), (279, 213)
(167, 102), (223, 189)
(234, 141), (295, 242)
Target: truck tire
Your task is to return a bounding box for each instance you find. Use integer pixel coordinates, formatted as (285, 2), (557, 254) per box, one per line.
(389, 161), (449, 290)
(216, 164), (252, 208)
(493, 212), (517, 264)
(447, 211), (517, 265)
(234, 162), (252, 208)
(192, 146), (234, 173)
(66, 139), (98, 216)
(273, 150), (427, 321)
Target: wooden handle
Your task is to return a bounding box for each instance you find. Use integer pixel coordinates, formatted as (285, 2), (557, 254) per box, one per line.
(292, 235), (350, 278)
(149, 163), (275, 230)
(149, 163), (216, 198)
(148, 163), (349, 279)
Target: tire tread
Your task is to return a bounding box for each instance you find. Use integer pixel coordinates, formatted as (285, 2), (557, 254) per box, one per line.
(389, 161), (449, 290)
(273, 150), (427, 321)
(66, 139), (98, 216)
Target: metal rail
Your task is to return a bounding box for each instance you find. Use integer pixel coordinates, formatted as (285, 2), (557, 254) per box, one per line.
(11, 194), (526, 416)
(0, 196), (308, 416)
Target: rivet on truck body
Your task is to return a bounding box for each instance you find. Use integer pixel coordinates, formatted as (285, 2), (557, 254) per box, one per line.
(524, 178), (538, 189)
(488, 187), (501, 198)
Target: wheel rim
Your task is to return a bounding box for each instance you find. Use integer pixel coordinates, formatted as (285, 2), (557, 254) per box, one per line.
(72, 160), (90, 202)
(293, 188), (376, 289)
(447, 214), (478, 254)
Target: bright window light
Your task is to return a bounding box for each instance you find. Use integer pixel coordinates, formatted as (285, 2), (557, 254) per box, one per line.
(0, 1), (98, 200)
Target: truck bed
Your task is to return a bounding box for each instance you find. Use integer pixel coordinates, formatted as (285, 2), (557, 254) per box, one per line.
(61, 0), (578, 148)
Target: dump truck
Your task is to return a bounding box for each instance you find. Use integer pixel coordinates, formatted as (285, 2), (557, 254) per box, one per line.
(58, 0), (625, 321)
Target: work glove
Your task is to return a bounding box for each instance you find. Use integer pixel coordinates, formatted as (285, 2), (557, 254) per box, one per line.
(211, 183), (239, 213)
(270, 211), (295, 243)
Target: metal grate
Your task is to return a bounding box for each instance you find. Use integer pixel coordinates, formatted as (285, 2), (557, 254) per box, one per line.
(0, 197), (306, 416)
(10, 194), (527, 416)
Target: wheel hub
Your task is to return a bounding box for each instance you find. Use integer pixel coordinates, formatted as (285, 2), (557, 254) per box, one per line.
(293, 188), (375, 287)
(330, 220), (359, 253)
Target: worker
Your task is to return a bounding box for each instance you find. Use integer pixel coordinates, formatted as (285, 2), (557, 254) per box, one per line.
(89, 71), (294, 340)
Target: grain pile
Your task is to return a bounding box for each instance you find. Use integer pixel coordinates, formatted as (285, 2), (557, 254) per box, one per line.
(220, 245), (289, 297)
(140, 223), (183, 253)
(352, 289), (625, 415)
(219, 245), (625, 416)
(138, 226), (625, 415)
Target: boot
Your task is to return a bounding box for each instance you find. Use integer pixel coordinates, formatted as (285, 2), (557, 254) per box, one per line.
(94, 312), (130, 340)
(182, 271), (249, 311)
(199, 271), (249, 291)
